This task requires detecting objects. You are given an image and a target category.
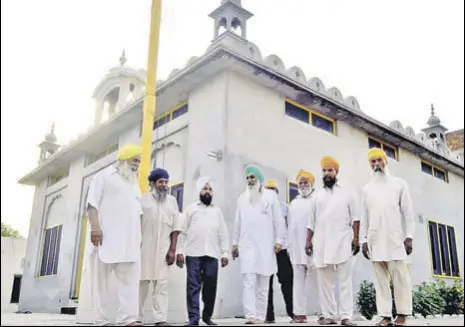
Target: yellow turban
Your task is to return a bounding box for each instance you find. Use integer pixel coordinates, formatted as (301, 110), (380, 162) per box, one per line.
(368, 148), (387, 162)
(264, 179), (278, 189)
(117, 144), (143, 161)
(321, 156), (340, 171)
(296, 169), (315, 186)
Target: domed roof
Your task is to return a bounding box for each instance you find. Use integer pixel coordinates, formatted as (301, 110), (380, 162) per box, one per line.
(427, 104), (441, 126)
(45, 123), (57, 143)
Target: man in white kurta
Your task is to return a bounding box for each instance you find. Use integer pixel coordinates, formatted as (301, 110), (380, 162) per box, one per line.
(138, 168), (183, 326)
(361, 148), (415, 326)
(176, 177), (230, 326)
(306, 157), (360, 326)
(86, 144), (143, 326)
(287, 170), (316, 324)
(232, 164), (285, 325)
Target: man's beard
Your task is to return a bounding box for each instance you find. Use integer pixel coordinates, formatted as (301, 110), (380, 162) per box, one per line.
(153, 187), (168, 202)
(116, 161), (138, 185)
(299, 187), (314, 198)
(323, 176), (337, 189)
(373, 165), (389, 178)
(200, 193), (212, 206)
(246, 182), (261, 202)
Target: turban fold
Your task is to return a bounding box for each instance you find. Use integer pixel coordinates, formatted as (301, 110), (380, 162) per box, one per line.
(117, 144), (142, 161)
(368, 148), (387, 162)
(296, 169), (315, 186)
(264, 179), (278, 190)
(244, 164), (265, 183)
(321, 156), (340, 171)
(196, 176), (214, 194)
(148, 168), (169, 183)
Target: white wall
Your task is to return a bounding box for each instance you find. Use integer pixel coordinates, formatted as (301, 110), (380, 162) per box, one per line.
(1, 237), (27, 313)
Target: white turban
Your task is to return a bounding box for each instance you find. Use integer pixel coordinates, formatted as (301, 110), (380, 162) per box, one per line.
(196, 176), (214, 194)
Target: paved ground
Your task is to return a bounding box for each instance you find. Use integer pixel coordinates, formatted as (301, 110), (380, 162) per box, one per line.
(1, 313), (464, 326)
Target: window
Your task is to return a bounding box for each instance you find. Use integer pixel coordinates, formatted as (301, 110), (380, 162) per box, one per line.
(428, 221), (460, 278)
(287, 182), (299, 204)
(170, 183), (184, 212)
(86, 143), (118, 166)
(153, 102), (188, 131)
(368, 137), (398, 160)
(421, 161), (448, 182)
(39, 225), (63, 277)
(10, 275), (22, 304)
(48, 170), (69, 187)
(285, 100), (336, 135)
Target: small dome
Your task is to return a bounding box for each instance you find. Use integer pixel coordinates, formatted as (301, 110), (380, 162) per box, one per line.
(45, 124), (57, 143)
(427, 104), (441, 126)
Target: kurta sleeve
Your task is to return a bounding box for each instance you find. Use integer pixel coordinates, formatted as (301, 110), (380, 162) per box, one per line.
(399, 181), (415, 239)
(232, 199), (241, 247)
(172, 198), (183, 233)
(87, 172), (104, 210)
(217, 209), (230, 258)
(360, 189), (369, 243)
(272, 196), (285, 245)
(176, 209), (189, 255)
(280, 202), (289, 247)
(307, 196), (316, 231)
(348, 191), (361, 223)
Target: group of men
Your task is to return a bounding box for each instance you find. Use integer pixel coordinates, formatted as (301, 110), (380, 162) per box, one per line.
(86, 144), (415, 326)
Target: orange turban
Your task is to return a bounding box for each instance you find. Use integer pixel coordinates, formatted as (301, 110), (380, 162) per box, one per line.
(368, 148), (387, 162)
(321, 156), (340, 171)
(296, 169), (315, 186)
(264, 179), (278, 189)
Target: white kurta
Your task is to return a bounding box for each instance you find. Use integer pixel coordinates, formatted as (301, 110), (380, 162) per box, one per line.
(288, 194), (313, 265)
(280, 202), (289, 250)
(177, 202), (230, 259)
(307, 184), (359, 268)
(360, 174), (415, 262)
(86, 166), (142, 325)
(87, 166), (142, 264)
(140, 193), (182, 281)
(232, 189), (285, 276)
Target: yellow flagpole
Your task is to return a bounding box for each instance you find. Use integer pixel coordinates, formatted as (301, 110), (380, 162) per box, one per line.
(139, 0), (162, 194)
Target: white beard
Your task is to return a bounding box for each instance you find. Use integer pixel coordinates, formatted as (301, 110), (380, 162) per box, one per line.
(372, 165), (390, 180)
(116, 161), (138, 186)
(152, 188), (168, 202)
(246, 182), (261, 203)
(299, 187), (314, 198)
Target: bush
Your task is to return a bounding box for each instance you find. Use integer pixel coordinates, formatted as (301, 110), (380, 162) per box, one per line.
(357, 279), (464, 319)
(412, 282), (444, 317)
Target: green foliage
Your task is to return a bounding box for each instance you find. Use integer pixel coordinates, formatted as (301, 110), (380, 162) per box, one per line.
(356, 280), (377, 320)
(357, 279), (464, 320)
(1, 222), (21, 238)
(412, 282), (445, 317)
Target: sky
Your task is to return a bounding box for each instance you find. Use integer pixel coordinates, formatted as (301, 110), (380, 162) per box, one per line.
(1, 0), (464, 237)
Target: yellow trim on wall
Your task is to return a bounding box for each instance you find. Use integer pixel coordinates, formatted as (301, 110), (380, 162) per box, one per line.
(285, 99), (337, 135)
(74, 216), (88, 298)
(154, 101), (188, 126)
(421, 160), (449, 183)
(427, 218), (461, 280)
(368, 136), (399, 161)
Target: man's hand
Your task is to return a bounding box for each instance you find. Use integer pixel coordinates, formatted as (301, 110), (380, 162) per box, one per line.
(305, 241), (313, 257)
(166, 248), (176, 266)
(404, 238), (413, 255)
(176, 254), (185, 268)
(221, 257), (229, 268)
(232, 246), (239, 260)
(275, 243), (282, 254)
(90, 229), (103, 246)
(352, 238), (360, 256)
(362, 242), (370, 260)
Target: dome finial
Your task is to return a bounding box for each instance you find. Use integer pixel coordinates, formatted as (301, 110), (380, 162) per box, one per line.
(119, 49), (127, 66)
(431, 103), (435, 116)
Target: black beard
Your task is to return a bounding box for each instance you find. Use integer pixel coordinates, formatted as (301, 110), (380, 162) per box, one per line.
(200, 194), (212, 206)
(323, 176), (336, 189)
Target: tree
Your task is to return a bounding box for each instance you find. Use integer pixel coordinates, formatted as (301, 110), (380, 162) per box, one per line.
(1, 222), (21, 238)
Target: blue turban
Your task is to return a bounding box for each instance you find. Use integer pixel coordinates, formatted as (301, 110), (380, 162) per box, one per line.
(244, 164), (265, 183)
(148, 168), (169, 183)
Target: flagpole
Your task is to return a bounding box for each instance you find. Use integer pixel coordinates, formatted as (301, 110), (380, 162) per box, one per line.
(138, 0), (162, 194)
